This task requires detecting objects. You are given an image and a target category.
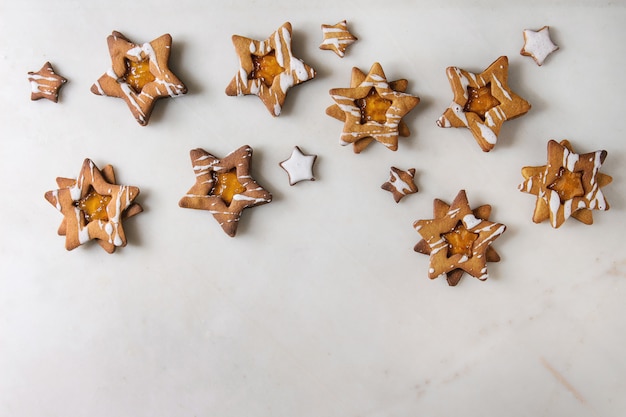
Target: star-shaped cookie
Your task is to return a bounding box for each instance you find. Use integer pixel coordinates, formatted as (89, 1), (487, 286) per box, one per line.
(28, 62), (67, 103)
(319, 20), (357, 58)
(437, 56), (531, 152)
(521, 26), (559, 66)
(413, 190), (506, 286)
(91, 31), (187, 126)
(279, 146), (317, 185)
(44, 159), (142, 253)
(179, 145), (272, 237)
(225, 22), (316, 117)
(519, 139), (612, 228)
(326, 62), (420, 153)
(381, 167), (418, 203)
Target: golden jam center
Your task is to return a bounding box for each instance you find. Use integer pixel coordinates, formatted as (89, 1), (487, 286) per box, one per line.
(124, 59), (155, 93)
(463, 83), (501, 121)
(548, 167), (585, 202)
(442, 222), (479, 258)
(250, 52), (285, 87)
(76, 189), (112, 223)
(355, 88), (392, 125)
(212, 170), (246, 206)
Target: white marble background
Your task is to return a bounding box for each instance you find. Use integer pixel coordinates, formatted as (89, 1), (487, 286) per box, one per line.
(1, 1), (624, 416)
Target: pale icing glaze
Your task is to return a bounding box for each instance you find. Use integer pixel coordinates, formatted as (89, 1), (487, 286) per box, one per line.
(437, 56), (531, 152)
(225, 22), (316, 117)
(279, 146), (317, 185)
(521, 26), (559, 66)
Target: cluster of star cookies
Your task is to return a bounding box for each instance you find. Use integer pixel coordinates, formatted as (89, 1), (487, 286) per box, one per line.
(37, 22), (612, 291)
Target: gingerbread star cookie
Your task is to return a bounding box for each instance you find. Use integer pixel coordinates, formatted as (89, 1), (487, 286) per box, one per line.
(28, 62), (67, 103)
(326, 62), (420, 153)
(519, 139), (612, 228)
(91, 31), (187, 126)
(521, 26), (559, 66)
(279, 146), (317, 185)
(225, 22), (316, 117)
(319, 20), (357, 58)
(437, 56), (531, 152)
(381, 167), (418, 203)
(44, 159), (142, 253)
(413, 190), (506, 286)
(179, 145), (272, 237)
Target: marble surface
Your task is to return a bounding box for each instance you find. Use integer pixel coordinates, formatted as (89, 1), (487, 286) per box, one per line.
(1, 1), (625, 416)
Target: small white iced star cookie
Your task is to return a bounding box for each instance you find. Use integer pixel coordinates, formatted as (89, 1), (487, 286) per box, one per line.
(279, 146), (317, 185)
(520, 26), (559, 66)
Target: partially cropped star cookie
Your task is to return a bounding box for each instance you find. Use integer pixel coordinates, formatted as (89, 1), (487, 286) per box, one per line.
(437, 56), (531, 152)
(519, 139), (612, 228)
(179, 145), (272, 237)
(44, 159), (142, 253)
(326, 62), (420, 153)
(413, 190), (506, 286)
(279, 146), (317, 185)
(521, 26), (559, 66)
(381, 167), (418, 203)
(91, 31), (187, 126)
(319, 20), (357, 58)
(225, 22), (316, 117)
(28, 62), (67, 103)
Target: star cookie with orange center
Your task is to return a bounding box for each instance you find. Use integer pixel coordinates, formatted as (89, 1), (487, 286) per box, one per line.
(44, 159), (142, 253)
(413, 190), (506, 286)
(28, 62), (67, 103)
(179, 145), (272, 237)
(437, 56), (531, 152)
(326, 62), (420, 153)
(520, 26), (559, 66)
(319, 20), (357, 58)
(519, 139), (612, 228)
(91, 31), (187, 126)
(225, 22), (316, 117)
(381, 166), (418, 203)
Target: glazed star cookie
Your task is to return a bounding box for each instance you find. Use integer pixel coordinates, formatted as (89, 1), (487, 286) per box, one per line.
(319, 20), (357, 58)
(413, 190), (506, 286)
(521, 26), (559, 66)
(179, 145), (272, 237)
(326, 63), (420, 153)
(225, 22), (316, 117)
(28, 62), (67, 103)
(91, 31), (187, 126)
(381, 167), (418, 203)
(279, 146), (317, 185)
(44, 159), (142, 253)
(437, 56), (531, 152)
(519, 139), (612, 228)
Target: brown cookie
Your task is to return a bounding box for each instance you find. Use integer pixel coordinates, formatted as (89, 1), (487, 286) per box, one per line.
(381, 167), (418, 203)
(326, 63), (420, 153)
(179, 145), (272, 237)
(225, 22), (316, 117)
(413, 190), (506, 286)
(91, 31), (187, 126)
(319, 20), (357, 58)
(28, 62), (67, 103)
(519, 139), (612, 228)
(437, 56), (531, 152)
(44, 159), (142, 253)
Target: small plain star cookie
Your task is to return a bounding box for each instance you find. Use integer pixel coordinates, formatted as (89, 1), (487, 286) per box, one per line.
(225, 22), (316, 117)
(28, 62), (67, 103)
(381, 167), (418, 203)
(519, 140), (612, 228)
(91, 31), (187, 126)
(413, 190), (506, 286)
(279, 146), (317, 185)
(319, 20), (357, 58)
(44, 159), (143, 253)
(179, 145), (272, 237)
(437, 56), (531, 152)
(521, 26), (559, 66)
